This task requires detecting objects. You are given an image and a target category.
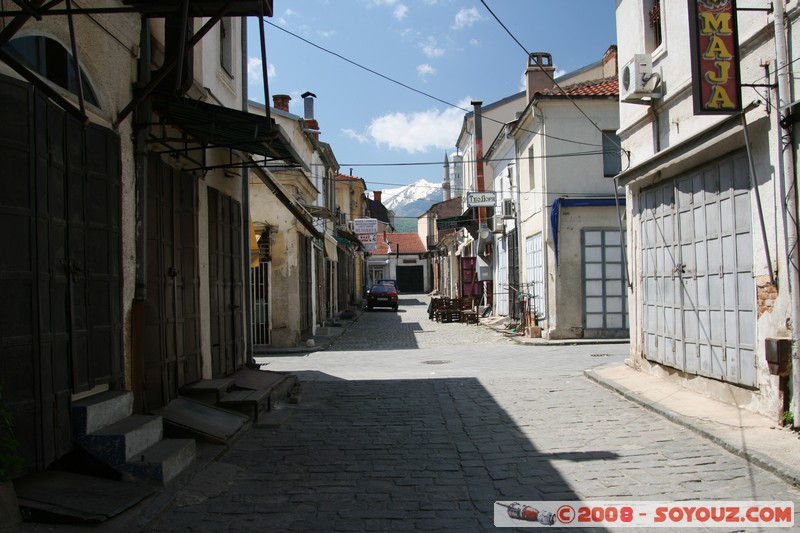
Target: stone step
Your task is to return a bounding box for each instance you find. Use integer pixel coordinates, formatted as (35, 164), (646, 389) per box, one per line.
(218, 389), (270, 422)
(179, 378), (236, 405)
(72, 391), (133, 437)
(120, 438), (196, 485)
(78, 415), (163, 465)
(272, 375), (298, 407)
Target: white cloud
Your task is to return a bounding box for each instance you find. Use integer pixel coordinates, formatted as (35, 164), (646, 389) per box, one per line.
(318, 29), (336, 38)
(469, 38), (479, 47)
(367, 101), (468, 153)
(393, 4), (408, 20)
(366, 0), (398, 6)
(554, 68), (567, 79)
(248, 57), (275, 81)
(342, 128), (372, 144)
(420, 36), (445, 58)
(417, 64), (436, 79)
(452, 7), (481, 30)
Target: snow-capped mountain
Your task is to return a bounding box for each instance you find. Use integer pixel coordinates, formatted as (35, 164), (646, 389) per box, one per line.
(375, 179), (442, 233)
(380, 179), (441, 213)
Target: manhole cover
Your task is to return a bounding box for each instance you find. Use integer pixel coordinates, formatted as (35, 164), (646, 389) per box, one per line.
(590, 353), (613, 357)
(421, 360), (451, 365)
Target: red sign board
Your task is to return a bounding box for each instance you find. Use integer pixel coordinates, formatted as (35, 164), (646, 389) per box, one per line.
(688, 0), (741, 114)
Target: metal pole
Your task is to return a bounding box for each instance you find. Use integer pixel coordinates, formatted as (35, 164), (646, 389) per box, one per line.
(773, 0), (800, 426)
(742, 113), (775, 286)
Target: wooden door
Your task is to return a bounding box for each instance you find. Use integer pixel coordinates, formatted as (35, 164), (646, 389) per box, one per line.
(0, 74), (121, 472)
(208, 188), (244, 378)
(142, 155), (201, 411)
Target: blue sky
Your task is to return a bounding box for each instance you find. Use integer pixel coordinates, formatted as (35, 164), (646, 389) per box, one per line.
(246, 0), (617, 193)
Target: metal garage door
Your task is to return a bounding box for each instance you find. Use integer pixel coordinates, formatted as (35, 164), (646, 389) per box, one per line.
(640, 152), (756, 387)
(397, 265), (424, 293)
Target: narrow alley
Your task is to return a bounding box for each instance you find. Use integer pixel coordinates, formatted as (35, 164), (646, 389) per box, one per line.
(146, 295), (800, 531)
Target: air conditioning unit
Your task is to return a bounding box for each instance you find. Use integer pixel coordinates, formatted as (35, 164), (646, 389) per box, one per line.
(501, 198), (515, 219)
(490, 214), (505, 234)
(620, 54), (661, 102)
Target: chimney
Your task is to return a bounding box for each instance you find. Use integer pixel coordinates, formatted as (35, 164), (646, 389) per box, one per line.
(374, 191), (382, 203)
(526, 52), (556, 101)
(272, 94), (291, 112)
(301, 91), (319, 139)
(602, 45), (618, 79)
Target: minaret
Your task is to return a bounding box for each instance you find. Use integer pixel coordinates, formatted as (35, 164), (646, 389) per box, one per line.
(443, 152), (451, 201)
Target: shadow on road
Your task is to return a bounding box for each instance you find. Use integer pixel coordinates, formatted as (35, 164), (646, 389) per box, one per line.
(200, 377), (616, 531)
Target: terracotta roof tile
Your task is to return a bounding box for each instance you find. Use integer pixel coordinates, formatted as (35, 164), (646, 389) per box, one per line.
(539, 77), (619, 97)
(374, 233), (426, 255)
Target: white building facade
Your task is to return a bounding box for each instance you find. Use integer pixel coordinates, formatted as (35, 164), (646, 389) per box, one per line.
(616, 0), (800, 420)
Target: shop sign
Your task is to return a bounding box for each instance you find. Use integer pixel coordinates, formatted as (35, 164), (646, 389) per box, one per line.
(688, 0), (741, 114)
(353, 218), (379, 234)
(467, 192), (496, 208)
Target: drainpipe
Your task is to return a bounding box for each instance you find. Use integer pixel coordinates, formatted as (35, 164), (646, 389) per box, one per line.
(241, 15), (254, 363)
(774, 1), (800, 425)
(131, 17), (151, 412)
(134, 18), (150, 301)
(513, 134), (524, 321)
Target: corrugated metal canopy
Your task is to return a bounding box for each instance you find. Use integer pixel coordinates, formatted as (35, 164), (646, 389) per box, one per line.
(150, 91), (301, 165)
(123, 0), (273, 17)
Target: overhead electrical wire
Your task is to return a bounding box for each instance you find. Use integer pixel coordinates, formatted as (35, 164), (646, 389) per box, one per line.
(478, 0), (630, 171)
(261, 17), (605, 149)
(259, 9), (628, 199)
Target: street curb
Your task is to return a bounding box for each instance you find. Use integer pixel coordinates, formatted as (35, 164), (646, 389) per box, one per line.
(253, 309), (366, 356)
(584, 367), (800, 488)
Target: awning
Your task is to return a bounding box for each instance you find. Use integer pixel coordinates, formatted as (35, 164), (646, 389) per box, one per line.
(302, 204), (336, 222)
(251, 165), (322, 239)
(150, 91), (303, 165)
(336, 229), (364, 250)
(324, 235), (338, 262)
(550, 198), (626, 268)
(615, 103), (757, 187)
(123, 0), (274, 17)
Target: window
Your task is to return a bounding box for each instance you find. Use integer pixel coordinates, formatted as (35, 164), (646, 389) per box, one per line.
(220, 17), (233, 76)
(5, 35), (99, 106)
(644, 0), (663, 52)
(602, 131), (622, 177)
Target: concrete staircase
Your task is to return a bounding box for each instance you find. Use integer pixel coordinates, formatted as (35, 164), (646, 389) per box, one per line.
(72, 391), (196, 486)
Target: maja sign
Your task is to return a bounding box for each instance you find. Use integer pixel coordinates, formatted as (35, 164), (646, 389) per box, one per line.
(467, 192), (496, 208)
(353, 218), (378, 234)
(688, 0), (741, 114)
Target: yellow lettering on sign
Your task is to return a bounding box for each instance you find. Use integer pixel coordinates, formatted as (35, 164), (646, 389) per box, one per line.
(704, 36), (733, 60)
(706, 85), (735, 109)
(699, 12), (733, 35)
(705, 61), (731, 83)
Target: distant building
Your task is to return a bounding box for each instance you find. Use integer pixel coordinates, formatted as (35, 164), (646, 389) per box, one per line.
(369, 233), (428, 293)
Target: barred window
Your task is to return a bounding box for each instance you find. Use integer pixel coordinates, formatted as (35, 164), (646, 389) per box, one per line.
(646, 0), (663, 52)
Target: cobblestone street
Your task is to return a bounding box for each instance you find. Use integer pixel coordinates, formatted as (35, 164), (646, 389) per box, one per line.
(150, 295), (800, 531)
